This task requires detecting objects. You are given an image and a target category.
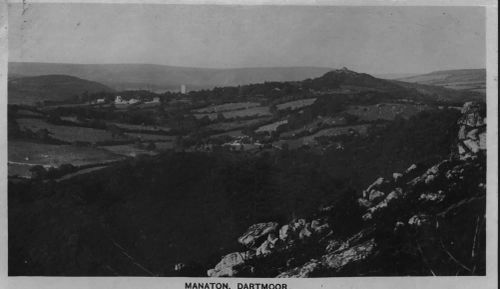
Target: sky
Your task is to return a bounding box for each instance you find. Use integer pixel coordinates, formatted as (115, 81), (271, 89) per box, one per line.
(8, 3), (486, 74)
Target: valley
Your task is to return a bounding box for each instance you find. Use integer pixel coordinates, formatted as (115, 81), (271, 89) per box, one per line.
(7, 67), (487, 276)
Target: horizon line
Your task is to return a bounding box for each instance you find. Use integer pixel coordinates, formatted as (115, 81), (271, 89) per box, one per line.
(7, 61), (486, 76)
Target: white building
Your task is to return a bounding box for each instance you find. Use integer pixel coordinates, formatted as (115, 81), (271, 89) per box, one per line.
(115, 95), (126, 104)
(180, 85), (187, 94)
(115, 95), (139, 105)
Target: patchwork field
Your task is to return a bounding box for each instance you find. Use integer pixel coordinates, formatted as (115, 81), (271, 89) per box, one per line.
(125, 132), (176, 142)
(280, 116), (348, 138)
(16, 118), (128, 143)
(276, 98), (317, 111)
(307, 124), (369, 139)
(102, 144), (158, 157)
(8, 140), (123, 177)
(193, 102), (260, 113)
(107, 122), (171, 133)
(210, 130), (245, 139)
(345, 103), (430, 121)
(204, 117), (271, 132)
(255, 120), (288, 133)
(273, 124), (370, 150)
(15, 109), (45, 118)
(60, 116), (84, 124)
(153, 141), (175, 151)
(194, 106), (271, 120)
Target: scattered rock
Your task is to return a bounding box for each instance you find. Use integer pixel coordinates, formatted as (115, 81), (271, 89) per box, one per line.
(466, 128), (479, 140)
(299, 223), (313, 240)
(207, 251), (255, 277)
(256, 233), (279, 257)
(457, 102), (486, 160)
(278, 224), (290, 241)
(357, 198), (372, 208)
(277, 259), (322, 277)
(363, 189), (404, 221)
(238, 222), (279, 248)
(393, 173), (403, 182)
(174, 263), (186, 272)
(479, 132), (486, 150)
(424, 174), (436, 184)
(408, 214), (431, 227)
(363, 177), (386, 198)
(321, 238), (377, 271)
(393, 221), (405, 232)
(207, 102), (485, 277)
(463, 139), (480, 153)
(325, 239), (342, 253)
(310, 219), (330, 235)
(368, 190), (385, 203)
(419, 190), (445, 203)
(405, 164), (417, 174)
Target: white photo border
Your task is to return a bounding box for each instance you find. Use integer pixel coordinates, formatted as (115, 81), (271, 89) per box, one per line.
(0, 1), (497, 289)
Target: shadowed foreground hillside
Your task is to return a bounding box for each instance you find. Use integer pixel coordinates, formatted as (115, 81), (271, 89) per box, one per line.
(8, 106), (485, 276)
(207, 102), (486, 277)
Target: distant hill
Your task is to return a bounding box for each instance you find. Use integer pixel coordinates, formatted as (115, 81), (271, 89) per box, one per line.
(302, 68), (484, 103)
(8, 62), (332, 92)
(398, 69), (486, 94)
(8, 75), (114, 105)
(373, 73), (420, 80)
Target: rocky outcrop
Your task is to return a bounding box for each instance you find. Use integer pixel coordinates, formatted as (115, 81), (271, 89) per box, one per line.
(457, 102), (486, 160)
(207, 251), (255, 277)
(238, 222), (279, 248)
(207, 102), (486, 277)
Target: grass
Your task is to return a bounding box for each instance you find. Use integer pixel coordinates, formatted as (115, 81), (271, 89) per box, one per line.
(107, 122), (171, 133)
(102, 145), (158, 157)
(16, 109), (45, 118)
(193, 102), (260, 113)
(153, 142), (174, 151)
(204, 117), (271, 131)
(274, 124), (371, 149)
(280, 116), (347, 139)
(345, 103), (430, 121)
(17, 118), (128, 143)
(194, 106), (271, 120)
(125, 132), (175, 142)
(8, 140), (123, 177)
(210, 130), (245, 138)
(276, 98), (317, 111)
(255, 120), (288, 133)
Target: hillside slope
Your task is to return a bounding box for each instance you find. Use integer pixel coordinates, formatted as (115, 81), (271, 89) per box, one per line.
(8, 107), (467, 276)
(8, 74), (115, 105)
(398, 69), (486, 94)
(206, 102), (486, 277)
(8, 62), (332, 92)
(302, 68), (484, 103)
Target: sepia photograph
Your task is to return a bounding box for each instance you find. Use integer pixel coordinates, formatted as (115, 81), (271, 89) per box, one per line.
(1, 1), (498, 288)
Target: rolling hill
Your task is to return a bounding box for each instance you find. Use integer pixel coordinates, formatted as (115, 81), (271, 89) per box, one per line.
(302, 68), (485, 103)
(398, 69), (486, 94)
(7, 66), (485, 106)
(8, 62), (332, 92)
(8, 74), (115, 105)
